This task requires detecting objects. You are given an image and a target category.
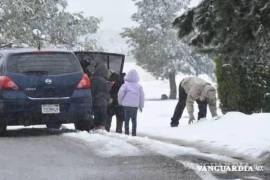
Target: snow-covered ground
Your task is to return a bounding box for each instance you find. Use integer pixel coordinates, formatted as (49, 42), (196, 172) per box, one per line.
(104, 61), (270, 163)
(56, 61), (270, 165)
(66, 130), (238, 163)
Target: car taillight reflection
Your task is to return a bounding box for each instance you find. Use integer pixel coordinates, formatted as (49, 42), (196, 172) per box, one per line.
(76, 74), (91, 89)
(0, 76), (19, 90)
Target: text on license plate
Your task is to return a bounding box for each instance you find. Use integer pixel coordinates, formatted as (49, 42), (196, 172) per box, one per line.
(41, 104), (60, 114)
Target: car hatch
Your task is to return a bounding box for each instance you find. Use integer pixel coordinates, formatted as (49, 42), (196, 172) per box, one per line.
(5, 51), (83, 98)
(74, 51), (125, 76)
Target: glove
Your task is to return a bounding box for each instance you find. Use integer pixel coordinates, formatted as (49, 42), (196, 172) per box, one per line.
(188, 114), (195, 124)
(188, 117), (195, 124)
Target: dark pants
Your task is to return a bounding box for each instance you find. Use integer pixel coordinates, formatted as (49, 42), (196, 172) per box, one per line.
(123, 106), (138, 136)
(93, 106), (108, 127)
(171, 84), (207, 126)
(106, 106), (124, 133)
(197, 100), (207, 120)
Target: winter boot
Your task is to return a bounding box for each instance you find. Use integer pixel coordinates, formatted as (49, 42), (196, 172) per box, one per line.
(170, 118), (179, 127)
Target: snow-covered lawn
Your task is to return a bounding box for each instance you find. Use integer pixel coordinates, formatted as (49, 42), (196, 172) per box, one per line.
(135, 102), (270, 162)
(117, 62), (270, 163)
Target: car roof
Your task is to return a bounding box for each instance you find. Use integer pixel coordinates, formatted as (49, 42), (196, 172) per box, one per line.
(74, 51), (125, 57)
(0, 48), (73, 56)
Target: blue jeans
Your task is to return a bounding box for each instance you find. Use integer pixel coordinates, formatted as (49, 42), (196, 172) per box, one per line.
(123, 106), (138, 136)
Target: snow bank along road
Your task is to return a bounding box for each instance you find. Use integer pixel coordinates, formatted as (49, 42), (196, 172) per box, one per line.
(124, 62), (270, 165)
(0, 127), (269, 180)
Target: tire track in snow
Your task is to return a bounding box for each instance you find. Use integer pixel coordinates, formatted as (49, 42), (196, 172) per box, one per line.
(97, 132), (268, 180)
(66, 131), (267, 180)
(94, 131), (238, 180)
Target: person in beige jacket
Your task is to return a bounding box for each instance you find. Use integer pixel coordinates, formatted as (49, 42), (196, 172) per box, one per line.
(170, 77), (218, 127)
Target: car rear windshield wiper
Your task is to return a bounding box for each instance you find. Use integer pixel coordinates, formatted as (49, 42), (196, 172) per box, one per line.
(22, 70), (49, 75)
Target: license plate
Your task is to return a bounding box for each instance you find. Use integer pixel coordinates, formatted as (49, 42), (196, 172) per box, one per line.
(41, 104), (60, 114)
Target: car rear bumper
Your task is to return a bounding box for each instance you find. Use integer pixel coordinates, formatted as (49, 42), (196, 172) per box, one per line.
(0, 90), (92, 126)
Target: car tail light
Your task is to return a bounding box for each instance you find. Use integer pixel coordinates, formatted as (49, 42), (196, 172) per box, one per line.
(0, 76), (19, 90)
(77, 74), (91, 89)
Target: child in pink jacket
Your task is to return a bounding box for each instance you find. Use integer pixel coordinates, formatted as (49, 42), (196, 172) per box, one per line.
(118, 69), (145, 136)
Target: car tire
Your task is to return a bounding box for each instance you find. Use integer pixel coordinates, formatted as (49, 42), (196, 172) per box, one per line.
(74, 115), (94, 131)
(0, 123), (7, 136)
(46, 122), (61, 129)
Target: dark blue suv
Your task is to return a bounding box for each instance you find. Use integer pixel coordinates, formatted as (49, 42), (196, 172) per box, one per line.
(0, 49), (93, 134)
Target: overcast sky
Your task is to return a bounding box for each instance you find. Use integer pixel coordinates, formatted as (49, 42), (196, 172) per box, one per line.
(66, 0), (201, 31)
(67, 0), (137, 31)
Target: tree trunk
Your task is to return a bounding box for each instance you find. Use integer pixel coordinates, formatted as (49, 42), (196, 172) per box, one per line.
(195, 68), (199, 77)
(169, 70), (177, 99)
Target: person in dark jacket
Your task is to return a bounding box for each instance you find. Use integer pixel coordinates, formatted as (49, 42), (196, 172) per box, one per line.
(171, 77), (218, 127)
(92, 63), (112, 129)
(105, 72), (125, 133)
(80, 55), (96, 77)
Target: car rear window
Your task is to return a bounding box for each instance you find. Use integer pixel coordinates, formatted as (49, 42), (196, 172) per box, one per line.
(75, 52), (124, 74)
(108, 55), (123, 74)
(6, 52), (82, 75)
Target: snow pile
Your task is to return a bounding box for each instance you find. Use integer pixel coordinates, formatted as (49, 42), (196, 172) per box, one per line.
(136, 108), (270, 162)
(66, 131), (141, 157)
(66, 130), (237, 163)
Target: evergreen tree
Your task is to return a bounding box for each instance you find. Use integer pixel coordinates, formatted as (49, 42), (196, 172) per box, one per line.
(0, 0), (100, 49)
(122, 0), (214, 99)
(173, 0), (270, 113)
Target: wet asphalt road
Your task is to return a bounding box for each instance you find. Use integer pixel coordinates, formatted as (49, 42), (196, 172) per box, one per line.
(0, 128), (200, 180)
(0, 128), (268, 180)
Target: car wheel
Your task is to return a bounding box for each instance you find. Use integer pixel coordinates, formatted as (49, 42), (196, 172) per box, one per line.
(46, 122), (61, 129)
(75, 116), (94, 131)
(0, 123), (7, 136)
